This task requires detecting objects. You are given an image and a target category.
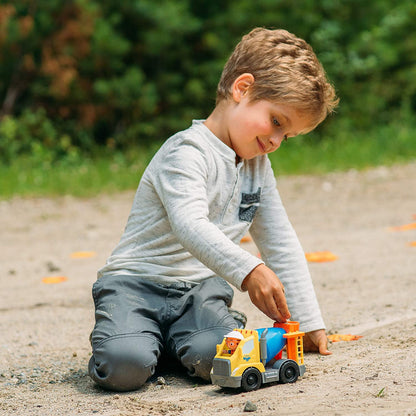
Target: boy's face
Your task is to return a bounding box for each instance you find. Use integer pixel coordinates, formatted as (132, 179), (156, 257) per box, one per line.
(226, 96), (314, 160)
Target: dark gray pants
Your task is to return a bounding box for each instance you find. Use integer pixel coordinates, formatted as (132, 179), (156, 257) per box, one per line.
(88, 275), (238, 391)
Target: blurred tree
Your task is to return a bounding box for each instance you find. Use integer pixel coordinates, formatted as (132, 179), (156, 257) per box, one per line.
(0, 0), (98, 152)
(0, 0), (415, 159)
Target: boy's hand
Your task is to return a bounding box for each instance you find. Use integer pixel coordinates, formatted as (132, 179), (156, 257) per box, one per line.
(242, 264), (291, 322)
(303, 329), (332, 355)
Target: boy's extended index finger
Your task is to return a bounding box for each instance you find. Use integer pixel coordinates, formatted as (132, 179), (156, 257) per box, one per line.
(273, 289), (291, 321)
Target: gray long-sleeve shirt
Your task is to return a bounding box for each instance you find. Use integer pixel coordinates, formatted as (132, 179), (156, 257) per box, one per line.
(98, 120), (325, 332)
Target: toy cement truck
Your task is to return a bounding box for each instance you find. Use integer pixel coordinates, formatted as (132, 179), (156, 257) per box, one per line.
(210, 321), (306, 391)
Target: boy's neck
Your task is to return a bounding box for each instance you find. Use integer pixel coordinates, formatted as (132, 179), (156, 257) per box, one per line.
(204, 101), (232, 150)
(204, 103), (242, 166)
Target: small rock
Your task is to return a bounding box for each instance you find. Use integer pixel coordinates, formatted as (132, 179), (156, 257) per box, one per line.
(157, 376), (167, 385)
(16, 373), (27, 385)
(46, 261), (61, 272)
(244, 400), (257, 412)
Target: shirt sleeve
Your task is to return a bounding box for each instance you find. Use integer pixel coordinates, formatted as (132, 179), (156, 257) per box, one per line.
(150, 141), (263, 289)
(249, 159), (325, 333)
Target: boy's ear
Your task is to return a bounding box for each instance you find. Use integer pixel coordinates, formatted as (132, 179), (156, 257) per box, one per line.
(232, 73), (255, 102)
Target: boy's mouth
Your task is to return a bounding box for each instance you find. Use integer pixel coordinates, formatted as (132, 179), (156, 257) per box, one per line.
(257, 137), (266, 153)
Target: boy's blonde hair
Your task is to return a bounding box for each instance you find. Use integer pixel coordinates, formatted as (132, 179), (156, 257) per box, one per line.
(217, 28), (339, 128)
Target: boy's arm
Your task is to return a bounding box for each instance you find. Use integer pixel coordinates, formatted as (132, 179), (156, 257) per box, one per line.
(249, 160), (325, 334)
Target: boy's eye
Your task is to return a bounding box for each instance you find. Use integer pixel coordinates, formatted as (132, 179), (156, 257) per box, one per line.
(272, 117), (280, 127)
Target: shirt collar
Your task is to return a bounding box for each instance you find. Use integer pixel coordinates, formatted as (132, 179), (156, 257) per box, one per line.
(192, 119), (238, 164)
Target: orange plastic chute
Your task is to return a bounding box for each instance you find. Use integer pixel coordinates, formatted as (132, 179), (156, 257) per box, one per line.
(70, 251), (96, 259)
(328, 334), (363, 342)
(42, 276), (68, 284)
(389, 222), (416, 232)
(305, 251), (338, 263)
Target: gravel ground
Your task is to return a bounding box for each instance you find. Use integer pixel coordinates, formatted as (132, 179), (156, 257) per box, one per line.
(1, 162), (416, 415)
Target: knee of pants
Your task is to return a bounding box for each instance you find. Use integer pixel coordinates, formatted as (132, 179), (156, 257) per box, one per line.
(177, 327), (230, 381)
(89, 334), (160, 392)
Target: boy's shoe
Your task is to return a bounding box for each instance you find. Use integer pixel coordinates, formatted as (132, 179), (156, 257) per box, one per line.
(228, 308), (247, 329)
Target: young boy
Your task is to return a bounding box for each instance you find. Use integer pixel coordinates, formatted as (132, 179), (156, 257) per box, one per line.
(89, 27), (338, 392)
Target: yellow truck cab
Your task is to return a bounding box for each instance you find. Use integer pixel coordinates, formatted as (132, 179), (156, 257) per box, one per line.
(210, 321), (305, 391)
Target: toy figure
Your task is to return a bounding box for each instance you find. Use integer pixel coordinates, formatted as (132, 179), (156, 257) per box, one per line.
(222, 330), (244, 355)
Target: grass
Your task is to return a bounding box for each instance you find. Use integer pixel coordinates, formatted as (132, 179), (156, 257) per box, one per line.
(268, 121), (416, 175)
(0, 146), (159, 199)
(1, 122), (415, 199)
(0, 156), (142, 198)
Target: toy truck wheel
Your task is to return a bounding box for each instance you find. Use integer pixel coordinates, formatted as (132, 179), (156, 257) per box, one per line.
(241, 367), (262, 391)
(279, 360), (300, 383)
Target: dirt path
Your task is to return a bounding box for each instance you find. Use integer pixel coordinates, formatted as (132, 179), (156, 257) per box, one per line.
(1, 163), (415, 415)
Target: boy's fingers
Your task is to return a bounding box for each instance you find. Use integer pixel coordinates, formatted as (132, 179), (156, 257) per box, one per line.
(273, 291), (290, 321)
(320, 347), (332, 356)
(254, 293), (284, 322)
(264, 294), (290, 322)
(318, 338), (332, 355)
(266, 300), (285, 322)
(255, 295), (277, 321)
(304, 330), (332, 355)
(244, 264), (290, 321)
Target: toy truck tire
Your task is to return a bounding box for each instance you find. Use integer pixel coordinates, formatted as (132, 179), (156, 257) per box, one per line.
(274, 359), (300, 383)
(241, 367), (262, 391)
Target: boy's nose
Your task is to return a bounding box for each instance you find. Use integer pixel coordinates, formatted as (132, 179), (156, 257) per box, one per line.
(268, 134), (285, 151)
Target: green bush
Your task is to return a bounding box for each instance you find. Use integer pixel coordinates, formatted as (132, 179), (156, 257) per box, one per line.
(0, 109), (81, 165)
(0, 0), (415, 153)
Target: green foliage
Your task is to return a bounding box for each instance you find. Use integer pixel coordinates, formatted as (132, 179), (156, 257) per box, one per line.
(0, 0), (415, 164)
(309, 0), (416, 128)
(0, 109), (81, 165)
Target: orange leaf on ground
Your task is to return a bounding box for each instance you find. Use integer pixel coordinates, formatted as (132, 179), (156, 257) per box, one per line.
(240, 235), (252, 243)
(389, 222), (416, 231)
(42, 276), (68, 284)
(305, 251), (338, 262)
(328, 334), (363, 342)
(70, 251), (97, 259)
(408, 241), (416, 247)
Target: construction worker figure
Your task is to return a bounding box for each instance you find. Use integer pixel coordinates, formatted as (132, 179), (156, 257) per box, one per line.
(222, 330), (244, 355)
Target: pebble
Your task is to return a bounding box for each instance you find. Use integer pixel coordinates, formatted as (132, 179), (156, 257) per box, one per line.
(244, 400), (257, 412)
(16, 373), (27, 385)
(157, 376), (167, 385)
